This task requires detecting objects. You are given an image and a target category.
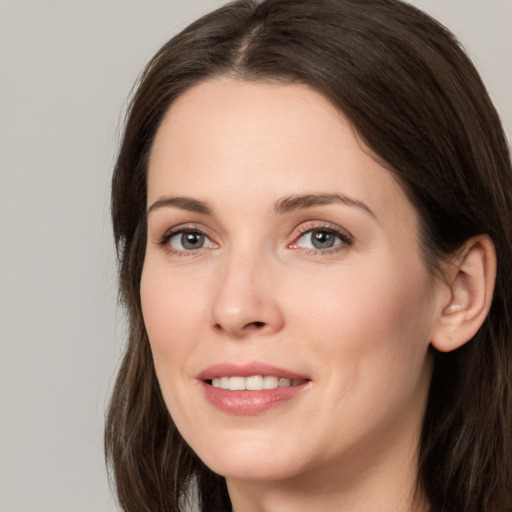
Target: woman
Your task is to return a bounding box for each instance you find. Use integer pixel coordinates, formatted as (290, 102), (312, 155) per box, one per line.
(105, 0), (512, 510)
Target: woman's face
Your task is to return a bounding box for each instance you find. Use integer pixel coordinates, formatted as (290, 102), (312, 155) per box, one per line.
(141, 79), (444, 487)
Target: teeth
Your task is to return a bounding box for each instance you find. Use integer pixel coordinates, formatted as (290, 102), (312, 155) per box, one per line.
(229, 376), (245, 391)
(210, 375), (305, 391)
(246, 375), (263, 390)
(263, 376), (279, 389)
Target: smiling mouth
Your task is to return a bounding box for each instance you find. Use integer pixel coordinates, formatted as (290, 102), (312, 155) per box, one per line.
(207, 375), (307, 391)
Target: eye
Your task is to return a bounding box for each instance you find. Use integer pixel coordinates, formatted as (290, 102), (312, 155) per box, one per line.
(290, 225), (353, 253)
(166, 229), (216, 252)
(296, 229), (341, 249)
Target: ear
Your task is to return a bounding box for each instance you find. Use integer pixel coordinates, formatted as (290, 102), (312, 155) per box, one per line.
(430, 235), (496, 352)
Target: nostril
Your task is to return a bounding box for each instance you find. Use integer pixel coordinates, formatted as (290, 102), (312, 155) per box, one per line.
(212, 320), (266, 334)
(246, 321), (265, 329)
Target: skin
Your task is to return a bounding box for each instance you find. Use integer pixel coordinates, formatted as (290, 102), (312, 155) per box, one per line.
(141, 78), (450, 512)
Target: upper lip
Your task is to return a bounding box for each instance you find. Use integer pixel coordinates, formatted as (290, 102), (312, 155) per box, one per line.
(197, 362), (310, 381)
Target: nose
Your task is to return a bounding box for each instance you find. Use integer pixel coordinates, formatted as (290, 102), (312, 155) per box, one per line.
(210, 252), (284, 338)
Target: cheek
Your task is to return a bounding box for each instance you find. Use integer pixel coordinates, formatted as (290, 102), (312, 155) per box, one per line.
(140, 262), (208, 371)
(139, 263), (212, 431)
(288, 259), (434, 458)
(291, 255), (434, 386)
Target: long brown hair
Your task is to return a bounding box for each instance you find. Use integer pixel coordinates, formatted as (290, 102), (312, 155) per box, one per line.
(106, 1), (512, 510)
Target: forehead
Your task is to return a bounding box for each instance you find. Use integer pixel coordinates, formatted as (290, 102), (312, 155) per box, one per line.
(149, 78), (348, 177)
(147, 78), (414, 229)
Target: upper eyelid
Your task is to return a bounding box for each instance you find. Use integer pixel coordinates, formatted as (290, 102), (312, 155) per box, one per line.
(160, 223), (215, 238)
(290, 220), (353, 239)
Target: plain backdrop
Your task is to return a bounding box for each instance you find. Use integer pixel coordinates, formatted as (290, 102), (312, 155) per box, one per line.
(0, 1), (510, 511)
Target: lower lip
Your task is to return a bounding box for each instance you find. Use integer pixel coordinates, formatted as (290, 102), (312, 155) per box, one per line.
(201, 381), (309, 415)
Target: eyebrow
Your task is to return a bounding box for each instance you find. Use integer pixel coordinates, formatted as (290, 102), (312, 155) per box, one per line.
(147, 196), (212, 216)
(146, 192), (376, 219)
(274, 193), (376, 219)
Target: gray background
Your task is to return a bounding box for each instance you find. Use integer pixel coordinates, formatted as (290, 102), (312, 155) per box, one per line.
(0, 1), (510, 511)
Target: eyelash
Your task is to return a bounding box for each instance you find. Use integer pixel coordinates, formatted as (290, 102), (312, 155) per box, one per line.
(159, 224), (217, 256)
(289, 222), (354, 255)
(158, 222), (353, 256)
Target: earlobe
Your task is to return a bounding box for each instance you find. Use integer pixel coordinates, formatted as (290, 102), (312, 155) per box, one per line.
(431, 235), (496, 353)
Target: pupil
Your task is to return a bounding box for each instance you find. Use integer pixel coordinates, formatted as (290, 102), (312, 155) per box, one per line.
(182, 231), (204, 250)
(312, 230), (334, 249)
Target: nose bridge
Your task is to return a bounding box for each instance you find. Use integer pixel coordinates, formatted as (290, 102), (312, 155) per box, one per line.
(210, 243), (283, 337)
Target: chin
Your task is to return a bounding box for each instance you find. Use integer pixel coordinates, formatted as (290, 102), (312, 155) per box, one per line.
(207, 456), (301, 482)
(189, 433), (306, 482)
